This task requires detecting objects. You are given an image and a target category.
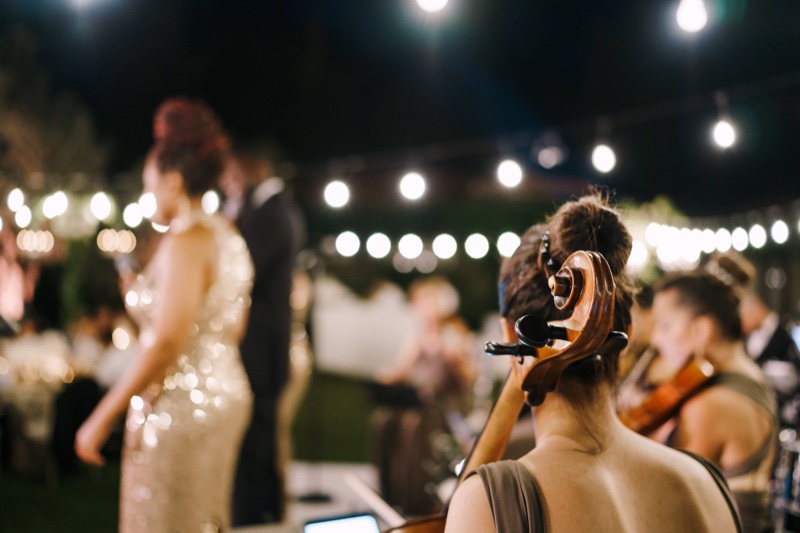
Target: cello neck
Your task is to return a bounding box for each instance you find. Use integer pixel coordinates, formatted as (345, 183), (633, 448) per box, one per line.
(458, 370), (526, 482)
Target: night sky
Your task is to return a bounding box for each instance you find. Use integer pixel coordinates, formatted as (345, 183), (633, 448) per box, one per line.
(1, 0), (799, 215)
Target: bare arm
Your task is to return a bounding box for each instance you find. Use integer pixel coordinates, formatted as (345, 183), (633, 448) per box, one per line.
(75, 227), (213, 465)
(444, 475), (495, 533)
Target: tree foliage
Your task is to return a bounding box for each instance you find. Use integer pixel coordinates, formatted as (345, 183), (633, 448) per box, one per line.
(0, 28), (108, 189)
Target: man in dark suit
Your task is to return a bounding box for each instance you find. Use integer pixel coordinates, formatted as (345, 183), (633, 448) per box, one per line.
(708, 252), (800, 428)
(221, 151), (298, 525)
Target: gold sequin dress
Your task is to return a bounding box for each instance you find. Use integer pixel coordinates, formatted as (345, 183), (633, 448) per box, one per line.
(122, 212), (254, 532)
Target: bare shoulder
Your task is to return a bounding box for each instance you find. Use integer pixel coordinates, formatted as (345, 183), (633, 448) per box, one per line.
(445, 475), (495, 533)
(681, 385), (743, 424)
(161, 224), (216, 262)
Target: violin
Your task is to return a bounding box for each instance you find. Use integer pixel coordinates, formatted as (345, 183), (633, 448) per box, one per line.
(384, 250), (621, 533)
(619, 357), (715, 436)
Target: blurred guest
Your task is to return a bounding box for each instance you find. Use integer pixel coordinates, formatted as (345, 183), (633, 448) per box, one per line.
(373, 276), (475, 516)
(76, 98), (254, 532)
(0, 225), (36, 324)
(707, 251), (800, 427)
(220, 151), (299, 525)
(651, 272), (777, 532)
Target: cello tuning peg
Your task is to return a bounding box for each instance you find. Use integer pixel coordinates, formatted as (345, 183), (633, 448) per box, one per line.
(484, 341), (537, 358)
(515, 314), (568, 348)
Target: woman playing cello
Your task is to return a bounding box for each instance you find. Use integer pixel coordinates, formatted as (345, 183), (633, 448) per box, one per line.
(445, 194), (741, 532)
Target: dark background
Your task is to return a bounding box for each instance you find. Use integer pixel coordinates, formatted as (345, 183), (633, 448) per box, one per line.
(1, 0), (798, 215)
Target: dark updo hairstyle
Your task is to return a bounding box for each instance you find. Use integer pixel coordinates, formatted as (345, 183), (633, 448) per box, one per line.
(654, 272), (743, 342)
(498, 192), (634, 395)
(149, 97), (230, 196)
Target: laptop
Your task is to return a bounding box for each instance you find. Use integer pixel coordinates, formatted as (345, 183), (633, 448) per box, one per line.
(303, 513), (380, 533)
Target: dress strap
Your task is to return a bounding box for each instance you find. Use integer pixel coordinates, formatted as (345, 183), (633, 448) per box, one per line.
(468, 460), (546, 533)
(678, 449), (744, 533)
(702, 372), (778, 478)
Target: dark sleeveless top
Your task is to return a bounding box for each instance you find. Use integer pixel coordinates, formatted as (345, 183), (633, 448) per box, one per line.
(470, 455), (743, 533)
(697, 373), (778, 478)
(696, 372), (778, 533)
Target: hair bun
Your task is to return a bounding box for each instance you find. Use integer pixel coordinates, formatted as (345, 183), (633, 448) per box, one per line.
(153, 97), (228, 149)
(548, 193), (632, 276)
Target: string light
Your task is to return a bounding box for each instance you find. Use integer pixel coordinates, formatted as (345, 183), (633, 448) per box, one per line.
(591, 144), (616, 173)
(335, 231), (360, 257)
(398, 234), (423, 259)
(496, 232), (521, 258)
(731, 227), (749, 251)
(627, 240), (649, 269)
(416, 0), (448, 13)
(496, 160), (523, 188)
(771, 220), (789, 244)
(138, 193), (157, 219)
(90, 192), (113, 221)
(201, 191), (220, 214)
(749, 224), (767, 249)
(712, 119), (736, 148)
(366, 233), (391, 259)
(676, 0), (708, 33)
(465, 234), (489, 259)
(715, 228), (732, 252)
(324, 180), (350, 208)
(123, 203), (143, 228)
(399, 172), (426, 200)
(7, 188), (24, 212)
(15, 206), (32, 228)
(43, 191), (69, 219)
(432, 234), (457, 259)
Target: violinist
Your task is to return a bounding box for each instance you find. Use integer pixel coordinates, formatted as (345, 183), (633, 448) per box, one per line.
(650, 272), (777, 533)
(445, 194), (741, 533)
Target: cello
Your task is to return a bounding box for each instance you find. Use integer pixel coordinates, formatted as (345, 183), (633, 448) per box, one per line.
(384, 250), (624, 533)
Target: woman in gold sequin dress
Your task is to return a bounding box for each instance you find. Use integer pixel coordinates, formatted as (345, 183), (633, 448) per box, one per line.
(76, 98), (254, 532)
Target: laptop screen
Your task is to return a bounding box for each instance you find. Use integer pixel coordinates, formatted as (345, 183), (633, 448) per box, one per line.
(303, 513), (380, 533)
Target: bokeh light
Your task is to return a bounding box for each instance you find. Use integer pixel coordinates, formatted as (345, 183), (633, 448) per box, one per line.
(7, 188), (24, 212)
(201, 191), (220, 214)
(432, 234), (457, 259)
(399, 172), (426, 200)
(748, 224), (767, 249)
(591, 144), (616, 173)
(416, 0), (448, 13)
(497, 160), (523, 188)
(123, 203), (144, 228)
(335, 231), (360, 257)
(731, 227), (749, 251)
(398, 234), (423, 259)
(324, 180), (350, 208)
(712, 120), (736, 148)
(771, 220), (789, 244)
(15, 205), (32, 228)
(90, 192), (113, 221)
(496, 232), (521, 258)
(465, 234), (489, 259)
(366, 233), (391, 259)
(676, 0), (708, 33)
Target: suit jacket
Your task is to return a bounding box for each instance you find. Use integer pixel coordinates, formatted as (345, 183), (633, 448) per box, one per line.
(237, 187), (297, 395)
(755, 325), (800, 426)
